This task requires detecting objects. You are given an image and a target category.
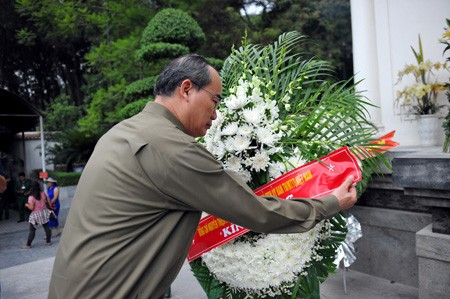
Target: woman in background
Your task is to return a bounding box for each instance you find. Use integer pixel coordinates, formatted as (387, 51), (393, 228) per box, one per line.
(21, 181), (51, 249)
(46, 177), (60, 237)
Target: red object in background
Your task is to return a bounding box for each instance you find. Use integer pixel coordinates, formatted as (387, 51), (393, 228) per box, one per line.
(187, 147), (362, 262)
(353, 130), (400, 160)
(39, 171), (49, 179)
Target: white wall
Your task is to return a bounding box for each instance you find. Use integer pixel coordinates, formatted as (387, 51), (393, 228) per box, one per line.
(351, 0), (450, 146)
(13, 133), (56, 176)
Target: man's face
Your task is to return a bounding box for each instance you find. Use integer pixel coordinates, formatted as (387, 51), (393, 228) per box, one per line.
(185, 68), (222, 138)
(19, 175), (25, 182)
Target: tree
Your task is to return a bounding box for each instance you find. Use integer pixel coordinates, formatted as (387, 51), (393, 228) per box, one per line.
(10, 0), (154, 107)
(78, 8), (208, 136)
(243, 0), (353, 80)
(193, 0), (247, 59)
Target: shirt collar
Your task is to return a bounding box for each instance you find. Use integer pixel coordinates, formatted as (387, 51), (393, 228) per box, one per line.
(142, 101), (187, 134)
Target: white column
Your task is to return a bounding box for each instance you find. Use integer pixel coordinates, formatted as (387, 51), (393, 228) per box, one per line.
(350, 0), (384, 132)
(39, 115), (46, 173)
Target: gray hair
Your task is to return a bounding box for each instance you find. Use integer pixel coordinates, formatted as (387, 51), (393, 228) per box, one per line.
(154, 54), (213, 97)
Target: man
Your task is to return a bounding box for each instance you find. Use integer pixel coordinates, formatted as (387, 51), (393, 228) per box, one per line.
(15, 172), (31, 222)
(49, 55), (357, 299)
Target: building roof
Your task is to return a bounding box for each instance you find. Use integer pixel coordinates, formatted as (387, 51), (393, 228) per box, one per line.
(0, 89), (43, 134)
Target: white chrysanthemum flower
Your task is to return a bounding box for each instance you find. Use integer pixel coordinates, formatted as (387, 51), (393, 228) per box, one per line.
(222, 122), (239, 136)
(232, 135), (251, 153)
(203, 223), (326, 295)
(224, 156), (243, 172)
(226, 94), (247, 110)
(250, 151), (270, 171)
(212, 141), (226, 159)
(250, 88), (263, 103)
(268, 161), (285, 179)
(236, 81), (249, 98)
(242, 107), (263, 125)
(239, 124), (254, 136)
(256, 126), (276, 146)
(223, 137), (235, 153)
(213, 131), (222, 143)
(238, 168), (252, 183)
(211, 110), (224, 129)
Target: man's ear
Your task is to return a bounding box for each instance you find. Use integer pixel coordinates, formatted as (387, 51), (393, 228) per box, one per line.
(179, 79), (194, 98)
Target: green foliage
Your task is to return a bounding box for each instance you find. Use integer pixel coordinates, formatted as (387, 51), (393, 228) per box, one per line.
(117, 98), (152, 121)
(244, 0), (353, 80)
(125, 76), (158, 101)
(15, 28), (36, 46)
(141, 8), (205, 51)
(12, 0), (154, 107)
(205, 57), (225, 72)
(45, 95), (82, 131)
(48, 128), (99, 172)
(78, 82), (128, 137)
(85, 36), (142, 86)
(47, 170), (81, 186)
(135, 43), (190, 62)
(194, 2), (247, 59)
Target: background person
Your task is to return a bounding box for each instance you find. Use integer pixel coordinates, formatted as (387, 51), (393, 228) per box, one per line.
(49, 55), (357, 299)
(15, 172), (31, 222)
(0, 174), (10, 220)
(0, 163), (6, 193)
(21, 181), (52, 249)
(46, 177), (61, 237)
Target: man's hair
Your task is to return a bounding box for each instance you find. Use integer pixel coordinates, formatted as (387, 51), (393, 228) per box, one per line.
(154, 54), (213, 97)
(19, 172), (25, 177)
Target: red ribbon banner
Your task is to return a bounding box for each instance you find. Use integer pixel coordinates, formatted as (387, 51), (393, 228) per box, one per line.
(187, 146), (362, 262)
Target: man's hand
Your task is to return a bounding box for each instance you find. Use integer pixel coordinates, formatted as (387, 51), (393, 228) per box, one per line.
(332, 175), (357, 210)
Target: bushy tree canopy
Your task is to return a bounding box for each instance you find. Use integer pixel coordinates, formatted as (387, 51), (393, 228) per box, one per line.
(141, 8), (206, 51)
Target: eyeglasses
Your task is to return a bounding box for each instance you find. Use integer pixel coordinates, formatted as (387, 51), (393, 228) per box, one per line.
(191, 81), (222, 107)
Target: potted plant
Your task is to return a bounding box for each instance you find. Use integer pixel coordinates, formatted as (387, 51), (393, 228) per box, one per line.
(396, 35), (449, 145)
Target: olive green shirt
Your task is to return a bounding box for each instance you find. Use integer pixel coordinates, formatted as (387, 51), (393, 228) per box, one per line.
(48, 102), (340, 299)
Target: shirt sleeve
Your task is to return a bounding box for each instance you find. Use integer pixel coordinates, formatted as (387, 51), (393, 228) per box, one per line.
(138, 141), (341, 234)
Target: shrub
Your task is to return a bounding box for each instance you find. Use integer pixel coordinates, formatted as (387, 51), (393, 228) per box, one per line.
(125, 76), (158, 100)
(135, 43), (189, 62)
(205, 57), (225, 72)
(141, 8), (205, 51)
(118, 98), (151, 120)
(31, 170), (81, 186)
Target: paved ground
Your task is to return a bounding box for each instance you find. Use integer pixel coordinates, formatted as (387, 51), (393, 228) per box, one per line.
(0, 199), (418, 299)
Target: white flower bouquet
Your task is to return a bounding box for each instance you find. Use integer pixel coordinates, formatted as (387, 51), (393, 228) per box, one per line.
(190, 31), (387, 298)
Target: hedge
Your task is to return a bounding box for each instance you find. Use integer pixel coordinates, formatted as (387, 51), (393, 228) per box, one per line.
(32, 169), (81, 187)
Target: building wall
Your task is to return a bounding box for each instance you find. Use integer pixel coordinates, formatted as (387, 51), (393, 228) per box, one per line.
(12, 132), (56, 176)
(351, 0), (450, 146)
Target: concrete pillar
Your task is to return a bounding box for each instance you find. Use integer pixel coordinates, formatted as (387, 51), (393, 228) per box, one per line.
(416, 225), (450, 299)
(350, 0), (383, 131)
